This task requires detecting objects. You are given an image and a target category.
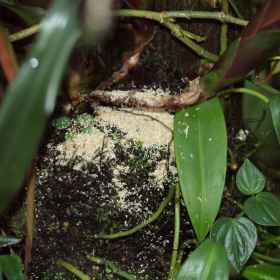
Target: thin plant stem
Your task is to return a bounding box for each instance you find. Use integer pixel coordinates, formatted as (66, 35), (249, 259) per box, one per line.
(8, 10), (248, 43)
(87, 255), (140, 280)
(24, 158), (37, 279)
(253, 252), (280, 263)
(168, 183), (181, 280)
(227, 197), (244, 211)
(86, 182), (176, 239)
(174, 239), (198, 276)
(259, 83), (280, 94)
(57, 259), (90, 280)
(9, 24), (41, 42)
(220, 0), (229, 55)
(163, 20), (218, 62)
(113, 10), (248, 26)
(260, 236), (280, 246)
(222, 88), (269, 104)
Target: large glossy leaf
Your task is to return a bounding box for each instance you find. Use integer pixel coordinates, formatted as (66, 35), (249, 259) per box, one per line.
(210, 217), (257, 273)
(236, 159), (265, 195)
(269, 94), (280, 145)
(0, 0), (46, 26)
(0, 0), (82, 214)
(176, 239), (229, 280)
(242, 263), (280, 280)
(174, 97), (227, 242)
(0, 235), (21, 248)
(0, 255), (25, 280)
(244, 192), (280, 226)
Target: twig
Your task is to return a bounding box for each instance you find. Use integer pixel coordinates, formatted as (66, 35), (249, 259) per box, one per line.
(9, 24), (41, 42)
(86, 77), (204, 110)
(113, 10), (248, 26)
(85, 181), (176, 239)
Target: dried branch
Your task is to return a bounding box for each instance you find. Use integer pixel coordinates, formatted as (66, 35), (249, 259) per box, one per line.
(86, 77), (204, 110)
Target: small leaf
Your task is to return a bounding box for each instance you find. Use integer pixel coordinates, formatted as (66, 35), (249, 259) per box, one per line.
(51, 117), (70, 130)
(236, 159), (265, 195)
(242, 263), (280, 280)
(81, 127), (93, 134)
(65, 133), (74, 140)
(76, 113), (95, 127)
(210, 217), (257, 273)
(176, 239), (229, 280)
(0, 235), (21, 248)
(244, 192), (280, 226)
(269, 94), (280, 145)
(0, 255), (25, 280)
(174, 97), (227, 242)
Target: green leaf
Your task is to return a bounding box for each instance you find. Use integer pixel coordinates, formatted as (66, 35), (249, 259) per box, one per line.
(176, 239), (229, 280)
(0, 255), (25, 280)
(76, 113), (95, 127)
(269, 94), (280, 145)
(174, 97), (227, 242)
(244, 192), (280, 226)
(0, 235), (21, 248)
(81, 127), (93, 134)
(242, 263), (280, 280)
(0, 0), (82, 214)
(210, 217), (257, 273)
(236, 159), (265, 195)
(0, 0), (46, 26)
(51, 117), (71, 130)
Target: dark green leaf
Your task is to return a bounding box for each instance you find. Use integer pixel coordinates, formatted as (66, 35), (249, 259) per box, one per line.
(0, 0), (46, 26)
(242, 263), (280, 280)
(244, 192), (280, 226)
(0, 235), (21, 248)
(236, 159), (265, 195)
(176, 239), (229, 280)
(0, 255), (25, 280)
(269, 94), (280, 145)
(174, 97), (227, 242)
(51, 117), (71, 130)
(210, 217), (257, 273)
(0, 0), (82, 214)
(76, 113), (95, 127)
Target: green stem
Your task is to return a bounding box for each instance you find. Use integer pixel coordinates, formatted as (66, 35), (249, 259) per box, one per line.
(227, 197), (244, 211)
(86, 182), (176, 239)
(57, 259), (90, 280)
(163, 21), (218, 62)
(222, 88), (269, 104)
(113, 10), (248, 26)
(220, 0), (229, 55)
(261, 236), (280, 245)
(9, 24), (41, 42)
(168, 183), (181, 280)
(87, 255), (139, 280)
(174, 239), (198, 276)
(253, 252), (280, 263)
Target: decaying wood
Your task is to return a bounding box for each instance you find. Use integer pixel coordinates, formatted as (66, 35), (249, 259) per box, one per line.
(86, 77), (206, 110)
